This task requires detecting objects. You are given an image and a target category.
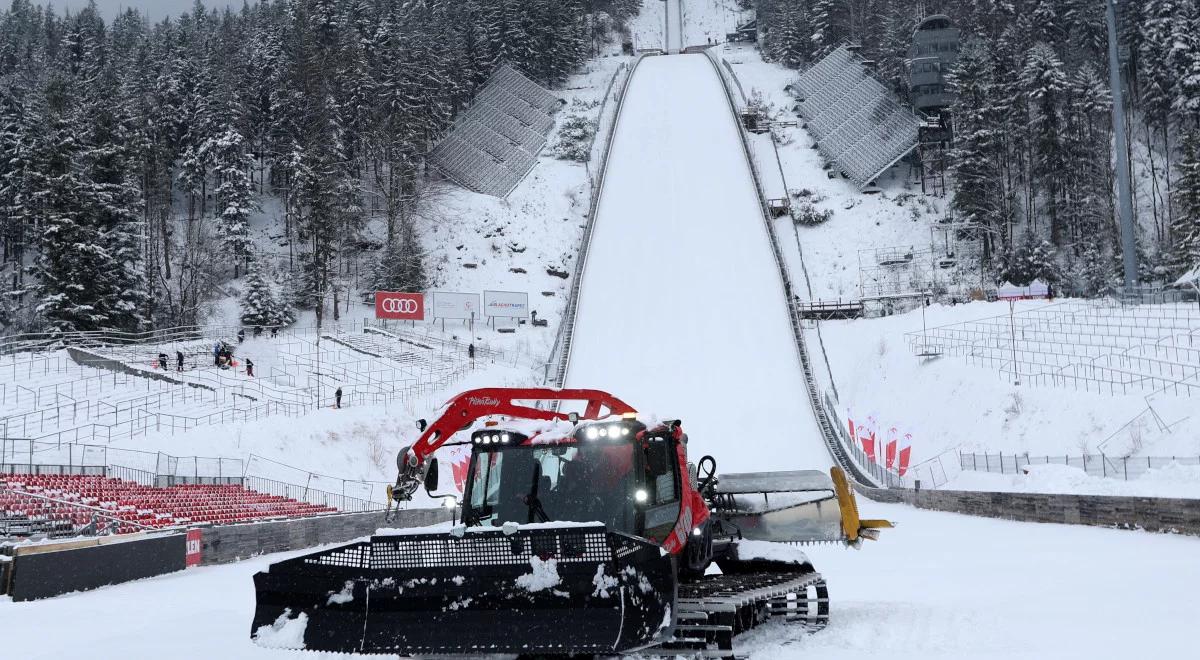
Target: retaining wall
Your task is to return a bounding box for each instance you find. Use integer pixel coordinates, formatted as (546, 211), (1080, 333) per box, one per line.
(198, 507), (451, 565)
(860, 486), (1200, 536)
(66, 347), (216, 392)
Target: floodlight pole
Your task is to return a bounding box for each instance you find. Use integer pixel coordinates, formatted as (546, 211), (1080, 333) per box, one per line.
(1106, 0), (1137, 294)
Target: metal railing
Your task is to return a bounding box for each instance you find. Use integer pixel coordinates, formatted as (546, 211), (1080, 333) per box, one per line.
(243, 453), (390, 506)
(702, 48), (883, 487)
(244, 476), (381, 513)
(960, 451), (1200, 482)
(0, 438), (246, 479)
(547, 53), (650, 388)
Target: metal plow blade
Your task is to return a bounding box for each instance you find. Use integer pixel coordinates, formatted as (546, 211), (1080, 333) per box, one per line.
(711, 470), (848, 544)
(251, 523), (676, 655)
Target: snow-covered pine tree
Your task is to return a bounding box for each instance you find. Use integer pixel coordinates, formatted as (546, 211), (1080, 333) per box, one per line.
(549, 100), (596, 162)
(947, 38), (1007, 262)
(1021, 42), (1069, 246)
(372, 220), (428, 294)
(1061, 63), (1115, 293)
(240, 259), (293, 327)
(211, 127), (258, 274)
(1139, 0), (1179, 237)
(1167, 0), (1200, 132)
(240, 259), (276, 326)
(768, 0), (810, 69)
(74, 68), (151, 333)
(1168, 130), (1200, 277)
(998, 231), (1059, 287)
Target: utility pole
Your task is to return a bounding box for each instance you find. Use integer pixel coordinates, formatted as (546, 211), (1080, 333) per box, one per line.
(1106, 0), (1137, 294)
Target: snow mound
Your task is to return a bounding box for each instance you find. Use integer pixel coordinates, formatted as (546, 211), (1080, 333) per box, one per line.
(735, 539), (810, 565)
(326, 581), (354, 605)
(252, 609), (308, 649)
(515, 556), (562, 592)
(592, 563), (619, 598)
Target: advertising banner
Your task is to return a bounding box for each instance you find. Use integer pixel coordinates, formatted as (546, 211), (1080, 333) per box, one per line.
(483, 290), (530, 318)
(375, 292), (425, 321)
(431, 292), (480, 320)
(185, 528), (203, 567)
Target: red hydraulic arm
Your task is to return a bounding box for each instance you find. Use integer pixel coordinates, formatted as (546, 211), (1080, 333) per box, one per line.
(393, 387), (636, 500)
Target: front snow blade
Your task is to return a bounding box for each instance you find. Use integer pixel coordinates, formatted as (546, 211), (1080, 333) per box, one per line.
(251, 523), (676, 655)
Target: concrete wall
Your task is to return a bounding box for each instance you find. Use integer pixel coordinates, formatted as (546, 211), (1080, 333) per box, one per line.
(860, 486), (1200, 536)
(66, 347), (215, 392)
(198, 507), (451, 565)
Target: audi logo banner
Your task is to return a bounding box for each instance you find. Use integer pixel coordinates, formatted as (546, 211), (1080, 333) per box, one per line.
(375, 292), (425, 320)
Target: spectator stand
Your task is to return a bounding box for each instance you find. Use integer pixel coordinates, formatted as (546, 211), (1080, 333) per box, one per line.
(791, 44), (923, 189)
(1, 441), (381, 542)
(428, 64), (562, 197)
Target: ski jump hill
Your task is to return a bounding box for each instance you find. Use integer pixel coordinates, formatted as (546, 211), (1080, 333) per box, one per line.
(562, 53), (830, 475)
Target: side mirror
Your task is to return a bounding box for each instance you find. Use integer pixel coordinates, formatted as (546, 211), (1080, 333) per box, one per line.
(423, 458), (440, 495)
(416, 419), (428, 432)
(567, 412), (579, 424)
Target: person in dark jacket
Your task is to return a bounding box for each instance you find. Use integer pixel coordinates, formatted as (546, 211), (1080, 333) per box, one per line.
(468, 343), (476, 368)
(237, 328), (246, 343)
(245, 358), (255, 377)
(176, 350), (184, 372)
(335, 386), (343, 409)
(157, 353), (168, 370)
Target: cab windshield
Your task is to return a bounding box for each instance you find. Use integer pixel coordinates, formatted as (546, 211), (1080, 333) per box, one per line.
(464, 442), (638, 534)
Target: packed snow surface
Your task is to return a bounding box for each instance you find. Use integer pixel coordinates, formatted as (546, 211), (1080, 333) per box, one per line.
(3, 503), (1198, 658)
(563, 53), (829, 474)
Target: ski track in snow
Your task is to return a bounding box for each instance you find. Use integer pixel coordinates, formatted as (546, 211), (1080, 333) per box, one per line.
(562, 53), (830, 474)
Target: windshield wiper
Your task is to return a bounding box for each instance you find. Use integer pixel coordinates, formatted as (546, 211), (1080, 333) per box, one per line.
(524, 463), (551, 524)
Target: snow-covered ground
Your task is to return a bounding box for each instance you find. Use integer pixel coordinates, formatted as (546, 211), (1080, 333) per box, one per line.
(563, 53), (828, 474)
(814, 299), (1200, 494)
(946, 462), (1200, 499)
(820, 300), (1169, 458)
(745, 502), (1200, 660)
(714, 43), (964, 302)
(5, 4), (1199, 659)
(4, 502), (1198, 659)
(694, 12), (1200, 496)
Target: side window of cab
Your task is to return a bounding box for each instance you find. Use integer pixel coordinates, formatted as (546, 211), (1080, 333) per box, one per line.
(642, 436), (680, 542)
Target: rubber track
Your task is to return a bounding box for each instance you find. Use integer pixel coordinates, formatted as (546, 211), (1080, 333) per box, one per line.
(650, 571), (829, 658)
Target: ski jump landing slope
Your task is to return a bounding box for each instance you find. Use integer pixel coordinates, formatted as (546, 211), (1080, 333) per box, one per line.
(564, 54), (829, 473)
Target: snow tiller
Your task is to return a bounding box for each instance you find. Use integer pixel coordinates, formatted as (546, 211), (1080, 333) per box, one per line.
(251, 387), (892, 656)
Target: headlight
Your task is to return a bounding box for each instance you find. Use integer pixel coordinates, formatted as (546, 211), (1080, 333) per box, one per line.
(585, 427), (599, 440)
(634, 489), (648, 503)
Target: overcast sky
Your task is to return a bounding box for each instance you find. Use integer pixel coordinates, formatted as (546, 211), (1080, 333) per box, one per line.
(47, 1), (237, 21)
